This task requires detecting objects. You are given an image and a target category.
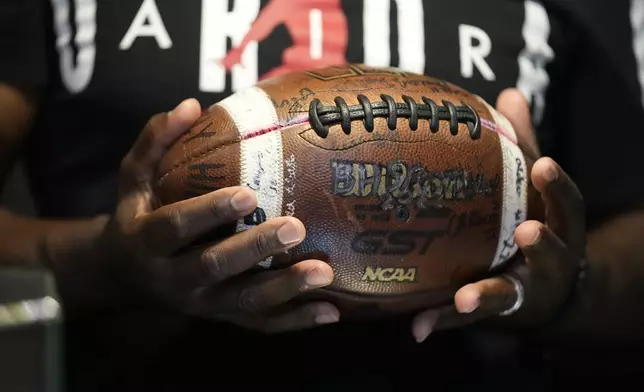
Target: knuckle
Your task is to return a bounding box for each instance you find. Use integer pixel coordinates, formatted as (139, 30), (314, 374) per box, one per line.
(119, 155), (146, 184)
(288, 266), (311, 293)
(208, 194), (230, 222)
(145, 114), (166, 139)
(201, 248), (229, 282)
(166, 207), (190, 240)
(251, 230), (277, 258)
(237, 288), (264, 315)
(148, 121), (166, 146)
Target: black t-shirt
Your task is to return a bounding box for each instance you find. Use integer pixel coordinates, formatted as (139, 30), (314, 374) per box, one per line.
(4, 0), (642, 225)
(2, 0), (644, 390)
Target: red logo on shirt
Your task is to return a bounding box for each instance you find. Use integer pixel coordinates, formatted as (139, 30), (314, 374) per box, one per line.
(221, 0), (348, 79)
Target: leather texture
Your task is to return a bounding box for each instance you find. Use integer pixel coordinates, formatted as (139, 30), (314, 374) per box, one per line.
(156, 64), (542, 318)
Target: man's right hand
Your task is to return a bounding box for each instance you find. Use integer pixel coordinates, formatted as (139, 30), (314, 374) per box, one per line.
(96, 98), (339, 333)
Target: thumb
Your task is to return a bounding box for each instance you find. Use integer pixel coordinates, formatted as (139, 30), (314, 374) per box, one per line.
(117, 98), (202, 216)
(495, 88), (540, 158)
(123, 98), (202, 187)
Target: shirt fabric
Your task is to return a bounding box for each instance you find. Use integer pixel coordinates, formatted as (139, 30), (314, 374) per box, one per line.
(1, 0), (644, 390)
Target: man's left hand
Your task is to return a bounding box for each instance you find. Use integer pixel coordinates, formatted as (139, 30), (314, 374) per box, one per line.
(412, 89), (588, 342)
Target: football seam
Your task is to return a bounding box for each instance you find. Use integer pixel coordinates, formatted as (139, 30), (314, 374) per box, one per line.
(159, 97), (499, 184)
(158, 115), (494, 183)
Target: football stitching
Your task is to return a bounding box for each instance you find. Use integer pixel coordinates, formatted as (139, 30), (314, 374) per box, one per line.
(309, 94), (482, 140)
(158, 97), (494, 183)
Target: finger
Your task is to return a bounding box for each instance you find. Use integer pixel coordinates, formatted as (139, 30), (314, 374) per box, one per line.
(495, 89), (532, 139)
(201, 259), (334, 315)
(495, 88), (540, 158)
(197, 217), (308, 283)
(454, 277), (517, 315)
(412, 308), (440, 343)
(530, 158), (586, 254)
(515, 220), (573, 291)
(120, 98), (202, 191)
(412, 277), (516, 343)
(138, 186), (257, 256)
(226, 302), (340, 334)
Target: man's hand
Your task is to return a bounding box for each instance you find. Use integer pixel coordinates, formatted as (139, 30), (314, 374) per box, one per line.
(411, 89), (587, 342)
(96, 98), (339, 333)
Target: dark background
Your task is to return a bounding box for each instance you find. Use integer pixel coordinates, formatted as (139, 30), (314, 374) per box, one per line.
(2, 162), (35, 216)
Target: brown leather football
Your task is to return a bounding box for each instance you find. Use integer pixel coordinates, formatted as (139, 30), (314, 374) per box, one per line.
(156, 64), (543, 318)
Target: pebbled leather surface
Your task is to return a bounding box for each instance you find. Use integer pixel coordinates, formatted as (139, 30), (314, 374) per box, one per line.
(155, 64), (543, 318)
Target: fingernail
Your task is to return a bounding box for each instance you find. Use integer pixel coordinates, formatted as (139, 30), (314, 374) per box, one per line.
(462, 297), (480, 314)
(529, 227), (541, 246)
(305, 268), (332, 288)
(543, 162), (558, 183)
(413, 315), (434, 343)
(315, 310), (339, 325)
(168, 99), (186, 117)
(230, 190), (255, 212)
(276, 221), (302, 245)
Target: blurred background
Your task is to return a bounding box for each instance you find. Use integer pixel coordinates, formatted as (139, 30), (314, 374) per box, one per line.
(2, 162), (35, 216)
(1, 0), (643, 391)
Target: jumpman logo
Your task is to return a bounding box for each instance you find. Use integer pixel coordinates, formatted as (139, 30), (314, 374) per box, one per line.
(221, 0), (349, 79)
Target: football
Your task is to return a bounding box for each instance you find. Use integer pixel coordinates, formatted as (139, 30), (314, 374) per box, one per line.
(156, 64), (543, 318)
